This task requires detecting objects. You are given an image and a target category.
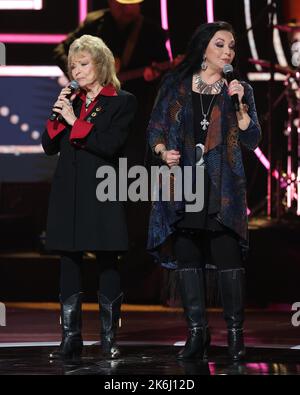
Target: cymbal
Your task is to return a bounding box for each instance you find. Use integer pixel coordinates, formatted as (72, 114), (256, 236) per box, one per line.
(275, 24), (300, 32)
(249, 58), (296, 75)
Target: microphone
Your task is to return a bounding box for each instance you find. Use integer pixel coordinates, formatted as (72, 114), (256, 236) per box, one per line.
(223, 64), (240, 112)
(49, 80), (79, 121)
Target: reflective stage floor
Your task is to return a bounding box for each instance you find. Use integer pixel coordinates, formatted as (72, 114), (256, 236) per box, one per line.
(0, 344), (300, 376)
(0, 304), (300, 375)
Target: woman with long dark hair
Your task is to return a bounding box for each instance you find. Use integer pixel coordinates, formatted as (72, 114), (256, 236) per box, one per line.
(147, 22), (261, 361)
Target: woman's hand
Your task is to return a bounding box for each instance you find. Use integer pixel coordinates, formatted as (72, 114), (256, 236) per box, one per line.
(227, 79), (244, 104)
(161, 150), (181, 168)
(227, 80), (251, 129)
(52, 87), (77, 126)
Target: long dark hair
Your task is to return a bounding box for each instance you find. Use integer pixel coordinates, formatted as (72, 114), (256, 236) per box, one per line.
(174, 21), (237, 80)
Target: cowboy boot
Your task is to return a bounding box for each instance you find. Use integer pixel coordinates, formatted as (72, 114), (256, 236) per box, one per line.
(177, 268), (210, 360)
(219, 268), (246, 361)
(98, 292), (123, 359)
(49, 292), (83, 359)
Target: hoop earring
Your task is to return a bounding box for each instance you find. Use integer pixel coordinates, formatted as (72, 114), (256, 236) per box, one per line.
(201, 56), (207, 71)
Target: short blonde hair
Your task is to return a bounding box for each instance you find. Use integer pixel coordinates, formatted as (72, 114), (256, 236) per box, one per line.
(68, 35), (120, 91)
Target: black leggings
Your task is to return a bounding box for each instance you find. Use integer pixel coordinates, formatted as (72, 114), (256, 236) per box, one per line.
(60, 251), (121, 303)
(174, 230), (243, 270)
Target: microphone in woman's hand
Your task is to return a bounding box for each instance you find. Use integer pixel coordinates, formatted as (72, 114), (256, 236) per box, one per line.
(49, 80), (79, 121)
(223, 64), (240, 112)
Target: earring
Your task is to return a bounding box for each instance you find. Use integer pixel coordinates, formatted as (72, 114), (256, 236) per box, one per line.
(201, 56), (207, 71)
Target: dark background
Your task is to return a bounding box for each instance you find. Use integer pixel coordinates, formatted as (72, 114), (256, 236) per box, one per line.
(0, 0), (293, 207)
(0, 0), (299, 305)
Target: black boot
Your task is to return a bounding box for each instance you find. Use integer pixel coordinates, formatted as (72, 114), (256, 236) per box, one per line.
(177, 269), (210, 360)
(219, 268), (246, 361)
(98, 292), (123, 359)
(49, 292), (83, 360)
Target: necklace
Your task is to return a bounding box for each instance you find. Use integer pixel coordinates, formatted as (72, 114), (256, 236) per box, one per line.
(85, 95), (95, 109)
(194, 74), (224, 94)
(199, 94), (216, 131)
(85, 87), (101, 109)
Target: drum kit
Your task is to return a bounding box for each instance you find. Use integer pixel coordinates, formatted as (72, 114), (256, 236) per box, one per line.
(249, 23), (300, 216)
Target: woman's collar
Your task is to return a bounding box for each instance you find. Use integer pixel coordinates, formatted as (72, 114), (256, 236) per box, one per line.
(78, 84), (118, 100)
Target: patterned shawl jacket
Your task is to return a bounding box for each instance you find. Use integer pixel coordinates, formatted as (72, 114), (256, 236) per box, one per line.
(147, 73), (261, 268)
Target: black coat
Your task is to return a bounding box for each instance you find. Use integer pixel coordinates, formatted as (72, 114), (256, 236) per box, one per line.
(42, 90), (137, 252)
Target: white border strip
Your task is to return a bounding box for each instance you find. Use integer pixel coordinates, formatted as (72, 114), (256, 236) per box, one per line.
(0, 341), (299, 350)
(0, 145), (44, 154)
(0, 66), (63, 77)
(0, 0), (43, 10)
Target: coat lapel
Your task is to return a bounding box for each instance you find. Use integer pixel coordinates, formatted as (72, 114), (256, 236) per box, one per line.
(84, 96), (107, 123)
(73, 95), (108, 123)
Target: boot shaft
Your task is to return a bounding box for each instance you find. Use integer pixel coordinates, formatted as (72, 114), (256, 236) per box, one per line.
(177, 268), (207, 329)
(60, 292), (83, 336)
(218, 268), (245, 329)
(97, 292), (123, 358)
(97, 292), (123, 335)
(227, 328), (245, 361)
(50, 292), (83, 359)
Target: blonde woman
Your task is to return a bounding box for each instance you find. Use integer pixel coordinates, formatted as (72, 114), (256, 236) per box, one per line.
(42, 35), (137, 359)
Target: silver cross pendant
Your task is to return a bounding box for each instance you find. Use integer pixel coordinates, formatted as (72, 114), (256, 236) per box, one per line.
(200, 117), (209, 131)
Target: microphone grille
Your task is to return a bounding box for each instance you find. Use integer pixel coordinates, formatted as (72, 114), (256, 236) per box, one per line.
(70, 80), (80, 90)
(223, 64), (233, 74)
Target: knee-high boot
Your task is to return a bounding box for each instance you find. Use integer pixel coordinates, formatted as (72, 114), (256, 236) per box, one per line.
(49, 292), (83, 359)
(218, 268), (246, 361)
(98, 292), (123, 359)
(177, 268), (210, 360)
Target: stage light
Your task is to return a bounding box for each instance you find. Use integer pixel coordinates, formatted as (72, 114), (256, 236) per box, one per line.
(160, 0), (168, 30)
(160, 0), (172, 60)
(244, 0), (262, 71)
(247, 72), (286, 81)
(206, 0), (214, 22)
(79, 0), (88, 23)
(0, 106), (10, 117)
(0, 34), (66, 44)
(268, 0), (288, 68)
(245, 0), (288, 70)
(31, 131), (40, 140)
(0, 0), (43, 10)
(291, 41), (300, 68)
(254, 147), (270, 170)
(0, 0), (87, 43)
(20, 123), (30, 132)
(10, 115), (20, 125)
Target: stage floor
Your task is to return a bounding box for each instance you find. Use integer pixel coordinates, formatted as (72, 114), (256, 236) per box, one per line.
(0, 304), (300, 375)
